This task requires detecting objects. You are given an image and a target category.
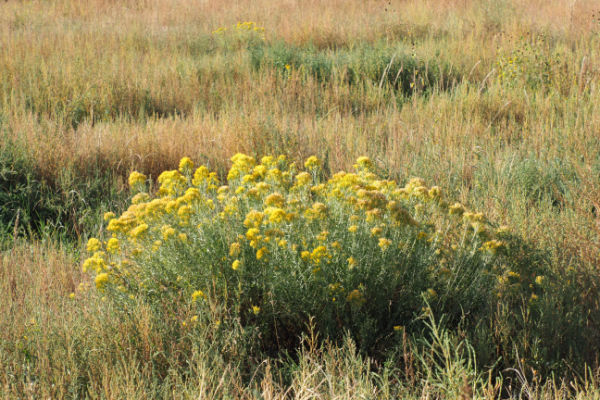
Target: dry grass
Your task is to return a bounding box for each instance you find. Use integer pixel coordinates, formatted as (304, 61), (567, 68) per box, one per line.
(2, 0), (600, 397)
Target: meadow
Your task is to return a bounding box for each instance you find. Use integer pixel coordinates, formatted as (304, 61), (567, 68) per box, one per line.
(1, 0), (600, 398)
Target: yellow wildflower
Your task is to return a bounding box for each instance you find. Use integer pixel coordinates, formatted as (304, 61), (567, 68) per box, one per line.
(246, 228), (260, 241)
(448, 203), (465, 216)
(378, 238), (392, 251)
(346, 289), (366, 306)
(304, 156), (320, 169)
(106, 238), (120, 254)
(131, 192), (150, 204)
(355, 156), (373, 171)
(229, 242), (241, 257)
(103, 211), (116, 221)
(244, 210), (265, 228)
(428, 186), (442, 199)
(347, 256), (357, 269)
(295, 172), (311, 186)
(256, 247), (268, 260)
(265, 207), (286, 224)
(191, 290), (205, 301)
(129, 223), (149, 238)
(128, 171), (147, 188)
(86, 238), (102, 253)
(310, 246), (328, 264)
(265, 192), (285, 207)
(94, 273), (109, 290)
(178, 157), (194, 173)
(162, 225), (176, 240)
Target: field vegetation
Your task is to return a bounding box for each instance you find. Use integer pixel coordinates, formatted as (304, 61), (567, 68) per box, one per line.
(1, 0), (600, 398)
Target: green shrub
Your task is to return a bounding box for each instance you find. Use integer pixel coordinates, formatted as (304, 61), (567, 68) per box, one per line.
(0, 141), (52, 239)
(250, 42), (458, 96)
(0, 138), (126, 241)
(503, 157), (576, 209)
(84, 154), (547, 363)
(495, 33), (571, 93)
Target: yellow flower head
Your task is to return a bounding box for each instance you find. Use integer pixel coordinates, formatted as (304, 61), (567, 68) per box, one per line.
(131, 192), (150, 205)
(229, 242), (241, 257)
(252, 305), (260, 315)
(304, 156), (320, 170)
(128, 171), (147, 188)
(347, 256), (357, 269)
(232, 259), (241, 270)
(355, 156), (373, 171)
(106, 238), (120, 254)
(192, 290), (205, 302)
(265, 192), (285, 207)
(129, 223), (149, 238)
(256, 246), (268, 260)
(86, 238), (102, 253)
(378, 237), (392, 251)
(94, 273), (109, 290)
(244, 210), (265, 228)
(295, 172), (311, 187)
(103, 212), (116, 221)
(310, 246), (329, 265)
(346, 289), (366, 306)
(370, 227), (382, 237)
(246, 228), (260, 241)
(179, 157), (194, 173)
(192, 165), (210, 186)
(162, 225), (176, 240)
(428, 186), (442, 199)
(260, 155), (274, 166)
(265, 207), (287, 224)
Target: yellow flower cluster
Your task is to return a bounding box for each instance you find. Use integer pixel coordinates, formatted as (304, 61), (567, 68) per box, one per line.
(212, 21), (265, 39)
(83, 154), (511, 316)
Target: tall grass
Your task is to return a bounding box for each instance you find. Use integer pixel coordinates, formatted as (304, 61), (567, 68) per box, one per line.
(1, 0), (600, 397)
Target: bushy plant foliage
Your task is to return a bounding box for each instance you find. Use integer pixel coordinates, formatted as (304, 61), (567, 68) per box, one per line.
(84, 155), (546, 358)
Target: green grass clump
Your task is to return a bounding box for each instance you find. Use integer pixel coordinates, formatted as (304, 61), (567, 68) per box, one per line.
(250, 41), (458, 96)
(83, 154), (553, 370)
(0, 137), (126, 242)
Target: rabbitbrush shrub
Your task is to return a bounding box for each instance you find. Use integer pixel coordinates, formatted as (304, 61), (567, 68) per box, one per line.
(83, 154), (547, 359)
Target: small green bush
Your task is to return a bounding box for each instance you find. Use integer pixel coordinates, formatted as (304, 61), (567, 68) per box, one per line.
(0, 138), (126, 241)
(0, 141), (52, 238)
(84, 154), (547, 362)
(495, 33), (571, 93)
(250, 42), (458, 96)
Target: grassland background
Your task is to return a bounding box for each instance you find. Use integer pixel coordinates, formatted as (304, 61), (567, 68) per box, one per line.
(1, 0), (600, 398)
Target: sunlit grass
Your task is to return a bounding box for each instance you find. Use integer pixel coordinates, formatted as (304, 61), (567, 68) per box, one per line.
(1, 0), (600, 397)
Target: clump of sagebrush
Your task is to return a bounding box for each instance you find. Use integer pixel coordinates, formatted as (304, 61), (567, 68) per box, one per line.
(83, 154), (547, 361)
